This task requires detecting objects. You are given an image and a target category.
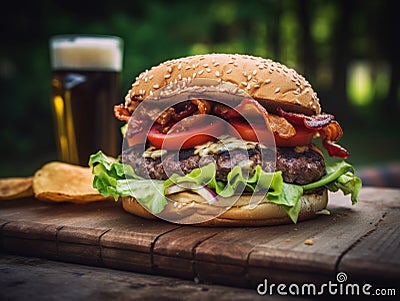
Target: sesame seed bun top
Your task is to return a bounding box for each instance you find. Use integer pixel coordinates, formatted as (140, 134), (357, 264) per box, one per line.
(124, 53), (321, 115)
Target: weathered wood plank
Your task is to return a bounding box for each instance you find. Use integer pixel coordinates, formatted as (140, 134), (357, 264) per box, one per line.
(57, 226), (109, 265)
(0, 187), (399, 288)
(247, 192), (387, 284)
(0, 254), (274, 301)
(0, 197), (119, 227)
(338, 208), (400, 284)
(99, 216), (178, 273)
(195, 260), (249, 287)
(100, 221), (178, 253)
(101, 247), (154, 273)
(153, 227), (220, 278)
(1, 221), (58, 259)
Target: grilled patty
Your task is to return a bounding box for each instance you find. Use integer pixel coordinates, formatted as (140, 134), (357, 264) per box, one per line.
(122, 145), (326, 185)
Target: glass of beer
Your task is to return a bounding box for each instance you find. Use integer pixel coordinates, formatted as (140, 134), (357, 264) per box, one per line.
(50, 35), (123, 166)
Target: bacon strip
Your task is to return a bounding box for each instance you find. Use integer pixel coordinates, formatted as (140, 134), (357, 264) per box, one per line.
(277, 107), (333, 130)
(190, 99), (212, 114)
(126, 119), (147, 139)
(277, 107), (349, 158)
(224, 99), (296, 139)
(320, 121), (349, 158)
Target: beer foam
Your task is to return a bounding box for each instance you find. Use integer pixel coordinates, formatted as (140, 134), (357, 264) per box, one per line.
(51, 36), (122, 71)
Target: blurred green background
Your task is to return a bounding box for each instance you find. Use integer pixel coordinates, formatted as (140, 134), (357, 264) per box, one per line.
(0, 0), (399, 186)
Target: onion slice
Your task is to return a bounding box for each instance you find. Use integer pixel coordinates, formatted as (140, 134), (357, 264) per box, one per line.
(165, 183), (219, 204)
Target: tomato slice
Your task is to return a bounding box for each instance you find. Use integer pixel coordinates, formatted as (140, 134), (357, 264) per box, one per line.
(229, 119), (271, 143)
(275, 126), (315, 147)
(148, 119), (225, 150)
(229, 119), (314, 147)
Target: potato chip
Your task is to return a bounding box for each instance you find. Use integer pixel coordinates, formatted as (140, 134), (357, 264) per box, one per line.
(0, 177), (33, 200)
(33, 161), (111, 203)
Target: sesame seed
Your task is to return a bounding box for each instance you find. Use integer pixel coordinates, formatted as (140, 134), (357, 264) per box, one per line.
(241, 81), (247, 86)
(228, 60), (234, 64)
(178, 74), (182, 80)
(293, 90), (299, 95)
(305, 88), (310, 93)
(198, 70), (204, 75)
(215, 71), (220, 77)
(203, 63), (209, 67)
(226, 68), (232, 74)
(185, 65), (191, 70)
(144, 77), (148, 83)
(242, 71), (247, 77)
(149, 74), (154, 80)
(132, 81), (139, 87)
(247, 75), (252, 81)
(295, 99), (301, 104)
(164, 74), (171, 79)
(213, 62), (220, 67)
(247, 83), (251, 90)
(265, 79), (271, 84)
(153, 84), (159, 89)
(193, 72), (197, 78)
(253, 70), (257, 76)
(254, 84), (260, 88)
(269, 69), (273, 74)
(149, 90), (153, 96)
(234, 62), (239, 67)
(206, 68), (211, 73)
(274, 87), (280, 93)
(309, 101), (313, 106)
(168, 67), (172, 73)
(178, 63), (182, 70)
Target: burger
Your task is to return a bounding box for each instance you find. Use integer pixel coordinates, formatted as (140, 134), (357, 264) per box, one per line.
(89, 53), (361, 226)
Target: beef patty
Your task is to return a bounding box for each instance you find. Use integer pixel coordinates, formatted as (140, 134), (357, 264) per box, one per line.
(122, 145), (326, 185)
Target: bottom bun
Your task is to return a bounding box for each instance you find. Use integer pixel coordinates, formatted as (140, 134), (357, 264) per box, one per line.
(121, 188), (328, 226)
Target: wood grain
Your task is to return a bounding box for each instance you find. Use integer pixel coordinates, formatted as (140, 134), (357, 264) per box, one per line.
(0, 187), (399, 288)
(153, 227), (220, 278)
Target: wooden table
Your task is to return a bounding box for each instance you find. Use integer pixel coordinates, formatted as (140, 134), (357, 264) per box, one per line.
(1, 187), (399, 295)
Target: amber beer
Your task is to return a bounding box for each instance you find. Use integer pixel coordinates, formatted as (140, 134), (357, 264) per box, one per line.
(50, 35), (123, 165)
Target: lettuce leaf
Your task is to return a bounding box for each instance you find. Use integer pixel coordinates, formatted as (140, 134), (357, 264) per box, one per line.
(164, 163), (303, 222)
(117, 179), (167, 214)
(302, 160), (362, 205)
(89, 151), (167, 213)
(89, 150), (361, 224)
